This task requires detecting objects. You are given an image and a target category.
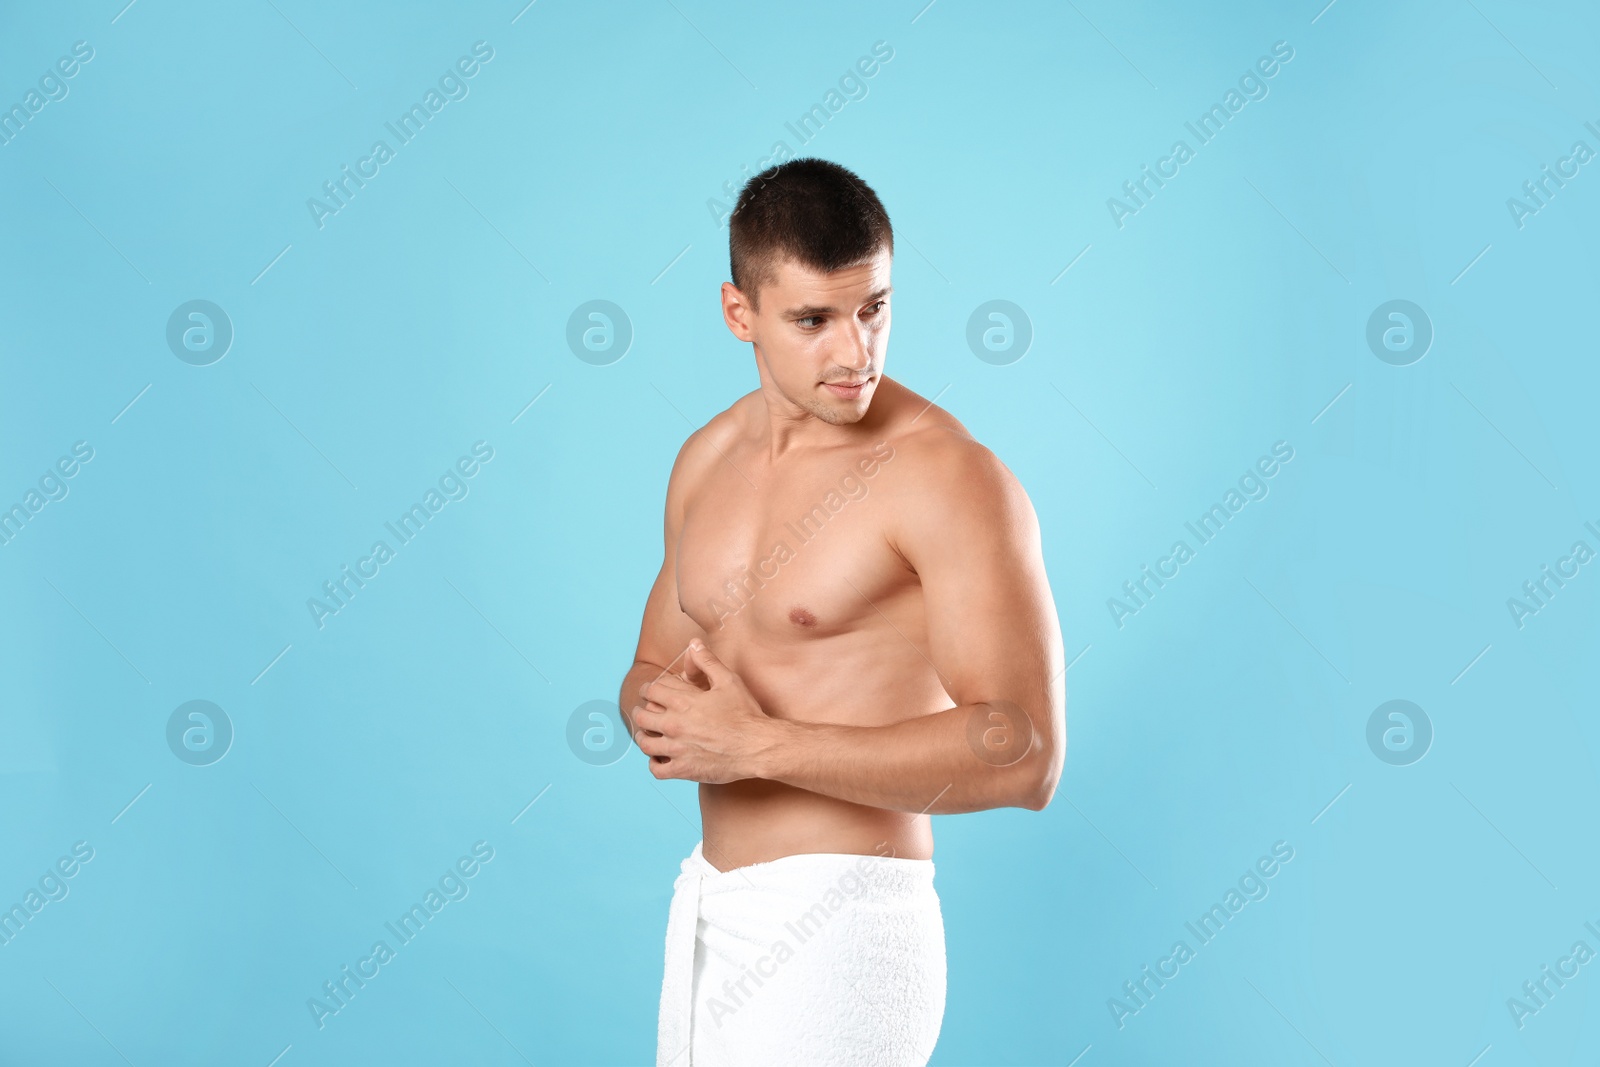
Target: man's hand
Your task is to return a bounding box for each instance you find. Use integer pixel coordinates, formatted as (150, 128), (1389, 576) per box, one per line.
(630, 640), (777, 784)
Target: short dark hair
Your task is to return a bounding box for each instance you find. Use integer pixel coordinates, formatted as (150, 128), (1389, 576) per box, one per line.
(728, 158), (893, 313)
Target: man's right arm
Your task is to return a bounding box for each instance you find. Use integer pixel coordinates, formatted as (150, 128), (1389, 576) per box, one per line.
(619, 436), (711, 744)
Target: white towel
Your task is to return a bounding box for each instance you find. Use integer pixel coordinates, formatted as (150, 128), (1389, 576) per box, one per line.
(657, 840), (946, 1067)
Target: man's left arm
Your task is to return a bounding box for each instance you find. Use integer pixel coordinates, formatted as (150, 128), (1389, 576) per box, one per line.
(632, 435), (1067, 814)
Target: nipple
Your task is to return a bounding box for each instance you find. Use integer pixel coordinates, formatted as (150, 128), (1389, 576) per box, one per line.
(788, 607), (818, 628)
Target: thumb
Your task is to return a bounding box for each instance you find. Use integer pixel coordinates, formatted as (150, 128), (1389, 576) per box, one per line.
(686, 639), (733, 687)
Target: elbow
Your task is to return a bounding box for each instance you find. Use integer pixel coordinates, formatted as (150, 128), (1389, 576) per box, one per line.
(993, 751), (1055, 812)
(1020, 769), (1058, 812)
(975, 698), (1063, 812)
(1018, 731), (1064, 812)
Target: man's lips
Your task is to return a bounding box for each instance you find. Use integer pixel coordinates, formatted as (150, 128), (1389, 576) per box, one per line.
(822, 376), (873, 397)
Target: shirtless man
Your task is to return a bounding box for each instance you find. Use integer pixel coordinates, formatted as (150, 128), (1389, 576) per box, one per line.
(620, 158), (1066, 1067)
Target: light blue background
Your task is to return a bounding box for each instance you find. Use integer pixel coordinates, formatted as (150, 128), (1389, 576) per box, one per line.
(2, 1), (1598, 1064)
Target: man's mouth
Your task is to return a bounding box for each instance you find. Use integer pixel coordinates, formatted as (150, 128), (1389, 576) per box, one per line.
(822, 376), (873, 398)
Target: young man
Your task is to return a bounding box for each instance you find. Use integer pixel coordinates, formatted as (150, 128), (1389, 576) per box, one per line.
(620, 158), (1066, 1066)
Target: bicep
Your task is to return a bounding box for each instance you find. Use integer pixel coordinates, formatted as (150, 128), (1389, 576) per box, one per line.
(897, 448), (1064, 721)
(632, 550), (705, 675)
(630, 444), (709, 675)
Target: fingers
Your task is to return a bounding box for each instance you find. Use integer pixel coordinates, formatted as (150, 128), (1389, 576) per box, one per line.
(685, 639), (732, 687)
(640, 675), (694, 710)
(630, 705), (688, 780)
(632, 720), (671, 757)
(636, 684), (681, 710)
(678, 657), (710, 690)
(646, 668), (697, 691)
(633, 726), (680, 779)
(630, 701), (668, 732)
(620, 703), (649, 736)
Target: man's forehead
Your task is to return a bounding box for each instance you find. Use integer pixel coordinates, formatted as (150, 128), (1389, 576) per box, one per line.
(769, 250), (892, 311)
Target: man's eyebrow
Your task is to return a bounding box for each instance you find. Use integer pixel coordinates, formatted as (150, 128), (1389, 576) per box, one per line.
(781, 285), (893, 319)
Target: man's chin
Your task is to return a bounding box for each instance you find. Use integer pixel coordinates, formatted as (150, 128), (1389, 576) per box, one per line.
(810, 398), (869, 425)
(812, 381), (877, 423)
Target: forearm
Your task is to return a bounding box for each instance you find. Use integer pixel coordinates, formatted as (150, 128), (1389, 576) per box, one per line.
(754, 702), (1054, 815)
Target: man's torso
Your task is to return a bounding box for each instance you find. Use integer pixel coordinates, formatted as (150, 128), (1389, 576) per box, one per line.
(673, 377), (965, 871)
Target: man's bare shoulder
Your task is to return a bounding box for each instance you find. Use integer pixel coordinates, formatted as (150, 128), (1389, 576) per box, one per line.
(664, 389), (762, 505)
(873, 379), (1032, 523)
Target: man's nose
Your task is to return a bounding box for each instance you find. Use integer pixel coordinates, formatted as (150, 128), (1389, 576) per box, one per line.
(838, 328), (873, 370)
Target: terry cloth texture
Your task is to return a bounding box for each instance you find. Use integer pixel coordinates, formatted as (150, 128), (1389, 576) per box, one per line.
(657, 840), (946, 1067)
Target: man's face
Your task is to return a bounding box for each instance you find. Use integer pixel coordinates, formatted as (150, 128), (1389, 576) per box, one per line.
(723, 246), (892, 426)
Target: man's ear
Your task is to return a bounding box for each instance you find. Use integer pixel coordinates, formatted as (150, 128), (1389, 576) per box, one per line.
(722, 281), (755, 342)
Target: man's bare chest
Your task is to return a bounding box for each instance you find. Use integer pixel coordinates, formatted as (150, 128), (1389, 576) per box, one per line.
(676, 441), (902, 638)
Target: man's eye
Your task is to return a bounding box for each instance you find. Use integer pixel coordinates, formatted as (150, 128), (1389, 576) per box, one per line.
(798, 317), (822, 328)
(865, 301), (886, 315)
